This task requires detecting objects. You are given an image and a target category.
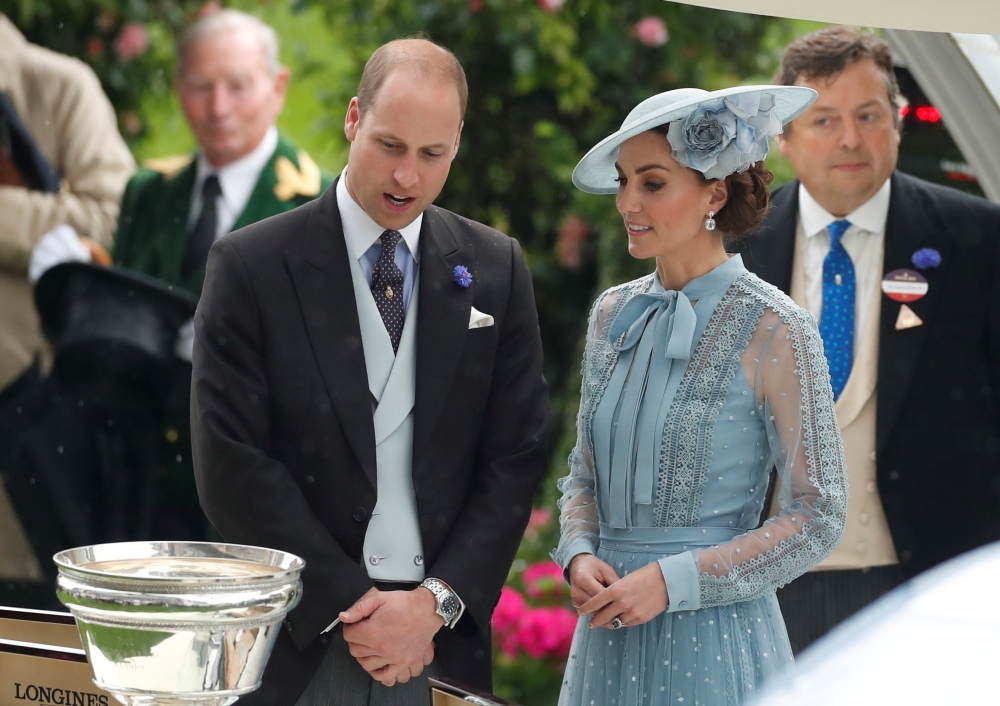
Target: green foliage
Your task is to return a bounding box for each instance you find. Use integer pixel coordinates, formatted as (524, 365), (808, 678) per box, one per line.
(493, 653), (565, 706)
(5, 2), (811, 700)
(1, 0), (206, 144)
(312, 2), (795, 523)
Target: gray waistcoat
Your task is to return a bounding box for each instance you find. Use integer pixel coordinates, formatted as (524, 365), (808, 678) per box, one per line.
(346, 251), (425, 582)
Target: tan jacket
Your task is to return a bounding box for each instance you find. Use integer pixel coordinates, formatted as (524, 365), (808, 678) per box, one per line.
(0, 14), (135, 390)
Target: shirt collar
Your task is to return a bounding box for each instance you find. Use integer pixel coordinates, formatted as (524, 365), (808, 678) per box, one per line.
(195, 126), (279, 215)
(336, 166), (422, 263)
(799, 177), (891, 238)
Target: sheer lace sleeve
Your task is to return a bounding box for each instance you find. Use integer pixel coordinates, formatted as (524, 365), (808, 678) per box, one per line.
(551, 289), (623, 570)
(688, 305), (848, 608)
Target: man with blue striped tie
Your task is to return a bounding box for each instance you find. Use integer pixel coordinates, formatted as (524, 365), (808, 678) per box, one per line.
(739, 26), (1000, 652)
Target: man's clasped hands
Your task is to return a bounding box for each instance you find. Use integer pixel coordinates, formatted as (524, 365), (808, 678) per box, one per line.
(340, 553), (670, 686)
(339, 586), (443, 687)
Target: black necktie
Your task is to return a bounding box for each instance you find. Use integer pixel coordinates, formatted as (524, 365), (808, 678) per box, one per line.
(181, 174), (222, 279)
(371, 230), (405, 354)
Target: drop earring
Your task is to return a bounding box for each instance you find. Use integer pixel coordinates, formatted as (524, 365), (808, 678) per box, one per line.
(705, 211), (716, 231)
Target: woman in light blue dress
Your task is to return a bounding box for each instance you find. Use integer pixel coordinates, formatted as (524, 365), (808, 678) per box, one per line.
(553, 85), (848, 706)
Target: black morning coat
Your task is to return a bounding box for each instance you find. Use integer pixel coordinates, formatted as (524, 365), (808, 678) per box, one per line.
(738, 170), (1000, 578)
(191, 178), (549, 705)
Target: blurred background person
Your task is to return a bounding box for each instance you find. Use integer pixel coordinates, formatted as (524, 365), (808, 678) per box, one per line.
(0, 11), (133, 602)
(107, 6), (332, 550)
(0, 12), (134, 390)
(0, 7), (331, 610)
(113, 8), (333, 301)
(740, 26), (1000, 653)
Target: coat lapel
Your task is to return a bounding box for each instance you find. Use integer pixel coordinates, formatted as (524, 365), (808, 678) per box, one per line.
(232, 135), (294, 231)
(876, 171), (954, 453)
(739, 180), (798, 294)
(147, 163), (202, 294)
(285, 180), (378, 488)
(412, 207), (475, 469)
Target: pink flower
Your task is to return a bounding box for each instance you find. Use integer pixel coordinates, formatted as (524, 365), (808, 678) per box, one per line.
(198, 1), (223, 18)
(514, 606), (578, 659)
(556, 216), (589, 269)
(635, 16), (669, 47)
(86, 38), (103, 58)
(528, 507), (551, 531)
(522, 560), (566, 600)
(469, 0), (484, 10)
(95, 10), (116, 31)
(492, 587), (528, 647)
(537, 0), (565, 12)
(115, 23), (149, 61)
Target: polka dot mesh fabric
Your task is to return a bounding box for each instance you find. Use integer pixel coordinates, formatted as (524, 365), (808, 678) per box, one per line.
(553, 257), (848, 705)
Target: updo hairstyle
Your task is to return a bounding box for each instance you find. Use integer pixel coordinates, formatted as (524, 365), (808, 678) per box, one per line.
(650, 123), (773, 239)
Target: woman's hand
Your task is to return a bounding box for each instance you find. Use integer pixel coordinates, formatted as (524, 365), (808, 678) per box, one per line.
(579, 561), (669, 629)
(568, 554), (620, 612)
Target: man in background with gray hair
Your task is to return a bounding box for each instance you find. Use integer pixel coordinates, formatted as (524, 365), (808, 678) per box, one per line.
(113, 7), (332, 296)
(107, 8), (332, 544)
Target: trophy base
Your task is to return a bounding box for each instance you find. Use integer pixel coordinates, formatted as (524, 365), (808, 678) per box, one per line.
(98, 680), (252, 706)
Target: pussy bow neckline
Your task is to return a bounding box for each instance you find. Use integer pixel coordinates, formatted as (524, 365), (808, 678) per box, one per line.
(609, 255), (747, 356)
(600, 255), (747, 528)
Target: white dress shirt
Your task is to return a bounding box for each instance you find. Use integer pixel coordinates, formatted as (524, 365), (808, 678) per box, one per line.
(336, 167), (422, 315)
(188, 126), (279, 240)
(797, 178), (891, 353)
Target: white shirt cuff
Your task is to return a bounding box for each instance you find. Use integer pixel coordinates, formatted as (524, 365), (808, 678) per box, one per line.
(658, 551), (701, 613)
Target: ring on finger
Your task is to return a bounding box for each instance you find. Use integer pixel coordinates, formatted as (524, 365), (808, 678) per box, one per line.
(611, 617), (625, 629)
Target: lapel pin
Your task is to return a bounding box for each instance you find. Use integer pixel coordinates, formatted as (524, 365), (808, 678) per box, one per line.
(911, 248), (942, 270)
(453, 265), (473, 288)
(882, 269), (928, 303)
(895, 304), (923, 330)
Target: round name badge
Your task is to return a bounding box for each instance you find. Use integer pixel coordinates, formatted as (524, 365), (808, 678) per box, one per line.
(881, 269), (928, 303)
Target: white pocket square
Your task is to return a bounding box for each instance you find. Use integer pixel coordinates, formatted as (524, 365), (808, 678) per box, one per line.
(469, 306), (494, 329)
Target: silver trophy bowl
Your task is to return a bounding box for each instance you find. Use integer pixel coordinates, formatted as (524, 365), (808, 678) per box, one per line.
(54, 541), (305, 706)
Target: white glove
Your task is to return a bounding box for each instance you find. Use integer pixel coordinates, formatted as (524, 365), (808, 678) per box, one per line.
(29, 224), (91, 283)
(175, 317), (195, 362)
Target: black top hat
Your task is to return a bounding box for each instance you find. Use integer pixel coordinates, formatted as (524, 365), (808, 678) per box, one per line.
(34, 262), (198, 408)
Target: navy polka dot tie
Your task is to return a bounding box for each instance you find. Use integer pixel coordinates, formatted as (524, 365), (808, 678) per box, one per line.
(371, 230), (405, 354)
(819, 220), (854, 400)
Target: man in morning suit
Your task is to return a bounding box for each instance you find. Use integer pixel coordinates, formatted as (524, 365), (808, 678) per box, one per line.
(740, 26), (1000, 652)
(191, 39), (549, 705)
(113, 9), (333, 298)
(110, 10), (332, 543)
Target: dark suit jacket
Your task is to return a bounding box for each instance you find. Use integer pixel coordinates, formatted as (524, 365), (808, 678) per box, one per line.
(191, 180), (549, 704)
(738, 171), (1000, 578)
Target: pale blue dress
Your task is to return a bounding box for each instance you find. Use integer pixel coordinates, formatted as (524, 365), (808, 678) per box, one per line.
(553, 255), (848, 706)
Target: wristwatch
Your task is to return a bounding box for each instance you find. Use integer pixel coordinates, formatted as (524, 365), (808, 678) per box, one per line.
(420, 578), (461, 627)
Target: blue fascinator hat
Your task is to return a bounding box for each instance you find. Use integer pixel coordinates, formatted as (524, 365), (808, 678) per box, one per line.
(572, 85), (817, 193)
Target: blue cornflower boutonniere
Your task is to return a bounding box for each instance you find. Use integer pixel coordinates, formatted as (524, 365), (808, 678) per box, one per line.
(911, 248), (942, 270)
(454, 265), (473, 288)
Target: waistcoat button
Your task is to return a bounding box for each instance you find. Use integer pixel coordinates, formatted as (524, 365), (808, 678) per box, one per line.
(369, 555), (381, 566)
(414, 555), (424, 566)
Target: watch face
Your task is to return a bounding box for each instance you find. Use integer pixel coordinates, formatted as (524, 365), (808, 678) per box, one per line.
(440, 594), (460, 618)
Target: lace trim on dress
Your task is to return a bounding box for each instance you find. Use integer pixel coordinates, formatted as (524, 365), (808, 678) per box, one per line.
(698, 275), (848, 608)
(552, 275), (653, 567)
(654, 273), (765, 527)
